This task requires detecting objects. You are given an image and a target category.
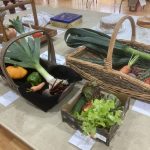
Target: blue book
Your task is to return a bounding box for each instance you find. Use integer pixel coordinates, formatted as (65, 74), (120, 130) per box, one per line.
(50, 12), (82, 24)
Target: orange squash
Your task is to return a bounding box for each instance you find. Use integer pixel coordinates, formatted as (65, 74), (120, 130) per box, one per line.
(6, 66), (28, 79)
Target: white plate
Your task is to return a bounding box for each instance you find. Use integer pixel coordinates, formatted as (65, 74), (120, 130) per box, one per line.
(95, 23), (126, 35)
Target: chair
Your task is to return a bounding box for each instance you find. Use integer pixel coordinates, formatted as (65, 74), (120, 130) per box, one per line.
(86, 0), (97, 8)
(119, 0), (124, 13)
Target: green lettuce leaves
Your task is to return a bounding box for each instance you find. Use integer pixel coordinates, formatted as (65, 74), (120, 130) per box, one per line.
(76, 97), (123, 136)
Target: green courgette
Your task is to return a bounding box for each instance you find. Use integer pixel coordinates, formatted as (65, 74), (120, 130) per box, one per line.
(71, 96), (86, 115)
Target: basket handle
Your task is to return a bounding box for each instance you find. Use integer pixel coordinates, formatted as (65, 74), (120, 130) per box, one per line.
(0, 30), (56, 91)
(104, 15), (136, 69)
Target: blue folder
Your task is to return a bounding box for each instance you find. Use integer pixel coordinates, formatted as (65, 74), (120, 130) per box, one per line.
(50, 12), (82, 23)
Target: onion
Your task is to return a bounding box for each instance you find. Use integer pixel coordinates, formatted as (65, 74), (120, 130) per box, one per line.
(5, 28), (17, 40)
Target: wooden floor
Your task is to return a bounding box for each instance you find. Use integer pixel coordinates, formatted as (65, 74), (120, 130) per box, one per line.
(35, 0), (150, 16)
(0, 125), (33, 150)
(0, 0), (150, 149)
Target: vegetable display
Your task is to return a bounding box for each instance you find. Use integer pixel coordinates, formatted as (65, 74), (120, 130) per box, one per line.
(64, 28), (150, 68)
(4, 36), (58, 87)
(76, 98), (122, 136)
(72, 82), (123, 136)
(64, 28), (150, 83)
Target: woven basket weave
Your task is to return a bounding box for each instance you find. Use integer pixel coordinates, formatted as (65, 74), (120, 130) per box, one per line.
(66, 16), (150, 101)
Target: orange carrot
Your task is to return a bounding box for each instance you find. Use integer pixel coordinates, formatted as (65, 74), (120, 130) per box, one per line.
(120, 55), (139, 74)
(30, 82), (45, 92)
(120, 65), (131, 74)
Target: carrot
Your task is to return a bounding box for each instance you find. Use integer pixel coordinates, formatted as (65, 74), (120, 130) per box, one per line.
(120, 54), (139, 74)
(120, 65), (131, 74)
(27, 82), (45, 92)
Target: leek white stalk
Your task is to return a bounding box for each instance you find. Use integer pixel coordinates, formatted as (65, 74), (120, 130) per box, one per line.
(34, 64), (54, 83)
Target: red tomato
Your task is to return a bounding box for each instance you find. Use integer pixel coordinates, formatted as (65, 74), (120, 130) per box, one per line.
(83, 101), (93, 112)
(144, 77), (150, 85)
(32, 32), (43, 38)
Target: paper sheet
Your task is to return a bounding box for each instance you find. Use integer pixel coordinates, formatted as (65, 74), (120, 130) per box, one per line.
(132, 100), (150, 117)
(22, 11), (53, 26)
(0, 91), (19, 107)
(69, 130), (95, 150)
(56, 29), (65, 36)
(95, 133), (106, 142)
(40, 52), (66, 65)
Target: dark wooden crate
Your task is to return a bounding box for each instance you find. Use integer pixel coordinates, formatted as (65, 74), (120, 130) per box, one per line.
(61, 86), (130, 145)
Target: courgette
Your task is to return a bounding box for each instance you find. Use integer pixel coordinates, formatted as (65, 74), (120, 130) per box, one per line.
(71, 96), (86, 115)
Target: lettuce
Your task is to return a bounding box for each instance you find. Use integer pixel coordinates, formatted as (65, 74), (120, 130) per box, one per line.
(76, 96), (123, 136)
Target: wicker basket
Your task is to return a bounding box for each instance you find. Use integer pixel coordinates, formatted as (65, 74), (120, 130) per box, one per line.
(0, 30), (82, 111)
(0, 0), (57, 43)
(66, 16), (150, 101)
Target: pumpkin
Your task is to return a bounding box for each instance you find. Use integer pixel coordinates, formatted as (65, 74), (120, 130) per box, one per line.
(6, 66), (28, 79)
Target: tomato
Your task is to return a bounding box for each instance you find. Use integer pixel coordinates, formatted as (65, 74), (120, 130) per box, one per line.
(144, 77), (150, 85)
(32, 32), (43, 38)
(83, 101), (93, 112)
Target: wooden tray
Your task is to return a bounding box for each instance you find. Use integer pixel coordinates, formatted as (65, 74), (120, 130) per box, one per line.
(0, 30), (81, 112)
(61, 82), (130, 145)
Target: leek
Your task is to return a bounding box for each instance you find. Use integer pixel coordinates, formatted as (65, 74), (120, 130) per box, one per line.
(64, 28), (150, 66)
(9, 16), (25, 34)
(5, 37), (55, 84)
